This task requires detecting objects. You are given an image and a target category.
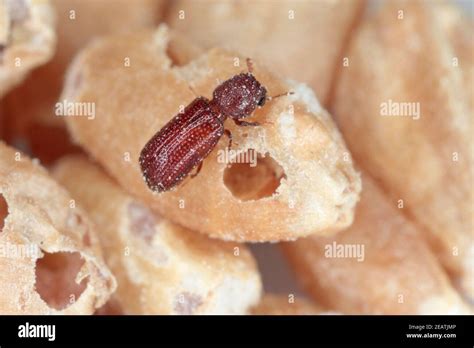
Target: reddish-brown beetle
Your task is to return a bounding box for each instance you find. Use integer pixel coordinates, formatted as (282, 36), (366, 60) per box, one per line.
(139, 59), (289, 193)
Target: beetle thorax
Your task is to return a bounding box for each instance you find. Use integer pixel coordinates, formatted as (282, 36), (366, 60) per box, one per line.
(212, 73), (267, 119)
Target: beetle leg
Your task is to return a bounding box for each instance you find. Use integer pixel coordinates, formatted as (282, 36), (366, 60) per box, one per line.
(224, 129), (233, 149)
(233, 119), (260, 127)
(190, 162), (203, 178)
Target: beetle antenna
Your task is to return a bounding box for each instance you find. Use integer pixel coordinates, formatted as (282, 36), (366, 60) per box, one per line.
(267, 91), (294, 101)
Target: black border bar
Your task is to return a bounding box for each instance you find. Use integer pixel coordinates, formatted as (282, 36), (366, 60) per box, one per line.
(0, 315), (472, 346)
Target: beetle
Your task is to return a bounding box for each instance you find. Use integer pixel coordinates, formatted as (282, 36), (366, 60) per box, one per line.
(139, 59), (290, 193)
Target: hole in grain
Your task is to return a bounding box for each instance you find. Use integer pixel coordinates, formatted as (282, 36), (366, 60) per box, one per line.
(0, 194), (8, 232)
(166, 41), (181, 68)
(35, 251), (88, 310)
(165, 34), (201, 68)
(223, 150), (286, 201)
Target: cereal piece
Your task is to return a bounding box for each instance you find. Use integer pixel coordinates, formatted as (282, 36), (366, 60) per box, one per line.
(433, 1), (474, 113)
(251, 294), (324, 315)
(61, 25), (361, 242)
(1, 0), (166, 163)
(0, 142), (115, 314)
(166, 0), (365, 105)
(0, 0), (55, 97)
(53, 155), (262, 314)
(283, 175), (471, 314)
(331, 0), (473, 300)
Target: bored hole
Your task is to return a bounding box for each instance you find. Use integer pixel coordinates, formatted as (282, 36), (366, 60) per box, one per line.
(166, 39), (191, 68)
(35, 251), (88, 310)
(0, 194), (8, 232)
(223, 150), (285, 201)
(165, 32), (202, 69)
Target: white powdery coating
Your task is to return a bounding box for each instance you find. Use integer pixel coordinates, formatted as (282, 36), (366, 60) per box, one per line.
(297, 167), (336, 223)
(208, 275), (261, 314)
(277, 111), (296, 142)
(271, 80), (357, 232)
(285, 79), (323, 115)
(417, 295), (470, 315)
(153, 24), (168, 44)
